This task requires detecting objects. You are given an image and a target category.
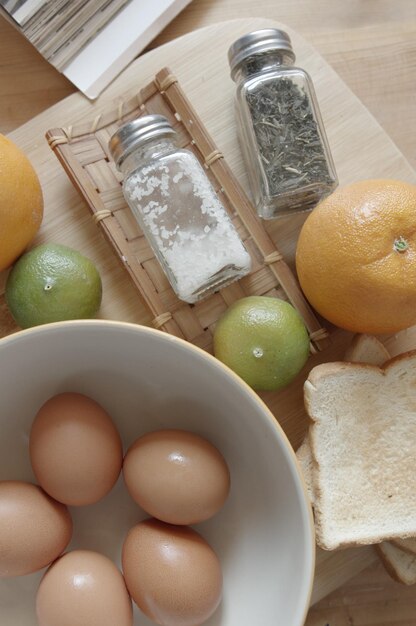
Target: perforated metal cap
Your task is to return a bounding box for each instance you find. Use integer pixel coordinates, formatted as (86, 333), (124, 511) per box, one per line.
(109, 114), (176, 167)
(228, 28), (295, 79)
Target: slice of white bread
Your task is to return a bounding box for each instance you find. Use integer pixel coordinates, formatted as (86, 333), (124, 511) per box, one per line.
(297, 334), (389, 506)
(298, 334), (416, 584)
(305, 351), (416, 550)
(377, 542), (416, 585)
(344, 333), (390, 365)
(297, 334), (416, 583)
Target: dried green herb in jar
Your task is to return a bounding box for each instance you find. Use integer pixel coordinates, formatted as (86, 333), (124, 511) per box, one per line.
(229, 29), (338, 219)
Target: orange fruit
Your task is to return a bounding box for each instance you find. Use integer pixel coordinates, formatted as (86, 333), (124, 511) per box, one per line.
(295, 179), (416, 335)
(0, 134), (43, 270)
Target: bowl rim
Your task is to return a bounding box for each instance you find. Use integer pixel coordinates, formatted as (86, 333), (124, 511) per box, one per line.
(0, 319), (315, 623)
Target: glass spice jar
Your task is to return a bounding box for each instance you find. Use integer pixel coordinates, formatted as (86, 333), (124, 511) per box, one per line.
(109, 115), (251, 304)
(228, 28), (338, 219)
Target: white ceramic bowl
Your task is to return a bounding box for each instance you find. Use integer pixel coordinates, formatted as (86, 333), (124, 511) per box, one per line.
(0, 320), (314, 626)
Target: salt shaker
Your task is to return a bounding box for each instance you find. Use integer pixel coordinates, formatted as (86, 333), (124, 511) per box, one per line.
(228, 29), (338, 219)
(109, 115), (251, 304)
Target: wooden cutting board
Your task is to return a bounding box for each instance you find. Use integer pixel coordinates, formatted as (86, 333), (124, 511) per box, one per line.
(2, 18), (416, 604)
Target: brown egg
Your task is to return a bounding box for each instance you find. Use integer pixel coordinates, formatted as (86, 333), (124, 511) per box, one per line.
(123, 429), (230, 524)
(36, 550), (133, 626)
(0, 481), (72, 578)
(30, 392), (123, 506)
(122, 518), (222, 626)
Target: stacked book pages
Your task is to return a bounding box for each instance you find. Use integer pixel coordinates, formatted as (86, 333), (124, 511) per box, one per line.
(0, 0), (193, 98)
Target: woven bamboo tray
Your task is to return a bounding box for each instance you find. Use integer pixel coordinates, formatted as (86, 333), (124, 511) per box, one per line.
(46, 66), (330, 354)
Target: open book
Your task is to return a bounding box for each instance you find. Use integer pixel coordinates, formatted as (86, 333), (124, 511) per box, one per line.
(1, 0), (193, 98)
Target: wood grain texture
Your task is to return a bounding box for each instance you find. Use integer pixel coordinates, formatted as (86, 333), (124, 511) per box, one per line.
(1, 2), (416, 623)
(157, 0), (416, 37)
(0, 17), (75, 133)
(306, 559), (416, 626)
(156, 0), (416, 172)
(3, 18), (416, 612)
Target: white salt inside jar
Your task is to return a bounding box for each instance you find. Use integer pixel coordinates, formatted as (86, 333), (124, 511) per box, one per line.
(109, 115), (251, 303)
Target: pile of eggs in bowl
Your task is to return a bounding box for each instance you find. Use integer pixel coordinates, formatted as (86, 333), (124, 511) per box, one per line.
(0, 392), (231, 626)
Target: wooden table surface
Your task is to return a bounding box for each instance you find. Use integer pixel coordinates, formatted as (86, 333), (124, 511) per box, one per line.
(1, 2), (416, 624)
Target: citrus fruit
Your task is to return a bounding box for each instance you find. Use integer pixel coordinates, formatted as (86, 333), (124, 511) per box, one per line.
(5, 243), (102, 328)
(213, 296), (310, 391)
(295, 179), (416, 335)
(0, 134), (43, 270)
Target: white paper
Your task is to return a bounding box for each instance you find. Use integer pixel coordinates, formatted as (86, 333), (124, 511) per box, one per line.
(4, 0), (45, 26)
(62, 0), (193, 99)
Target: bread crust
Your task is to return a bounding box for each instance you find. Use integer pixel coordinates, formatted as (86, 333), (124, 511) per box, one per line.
(376, 543), (416, 586)
(391, 538), (416, 556)
(345, 333), (390, 364)
(381, 348), (416, 371)
(306, 348), (416, 400)
(376, 545), (409, 584)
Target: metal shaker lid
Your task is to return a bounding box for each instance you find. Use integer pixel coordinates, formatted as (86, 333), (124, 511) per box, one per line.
(109, 114), (176, 168)
(228, 28), (295, 79)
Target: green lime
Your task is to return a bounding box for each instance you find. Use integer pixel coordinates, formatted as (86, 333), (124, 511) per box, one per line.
(5, 243), (102, 328)
(213, 296), (310, 391)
